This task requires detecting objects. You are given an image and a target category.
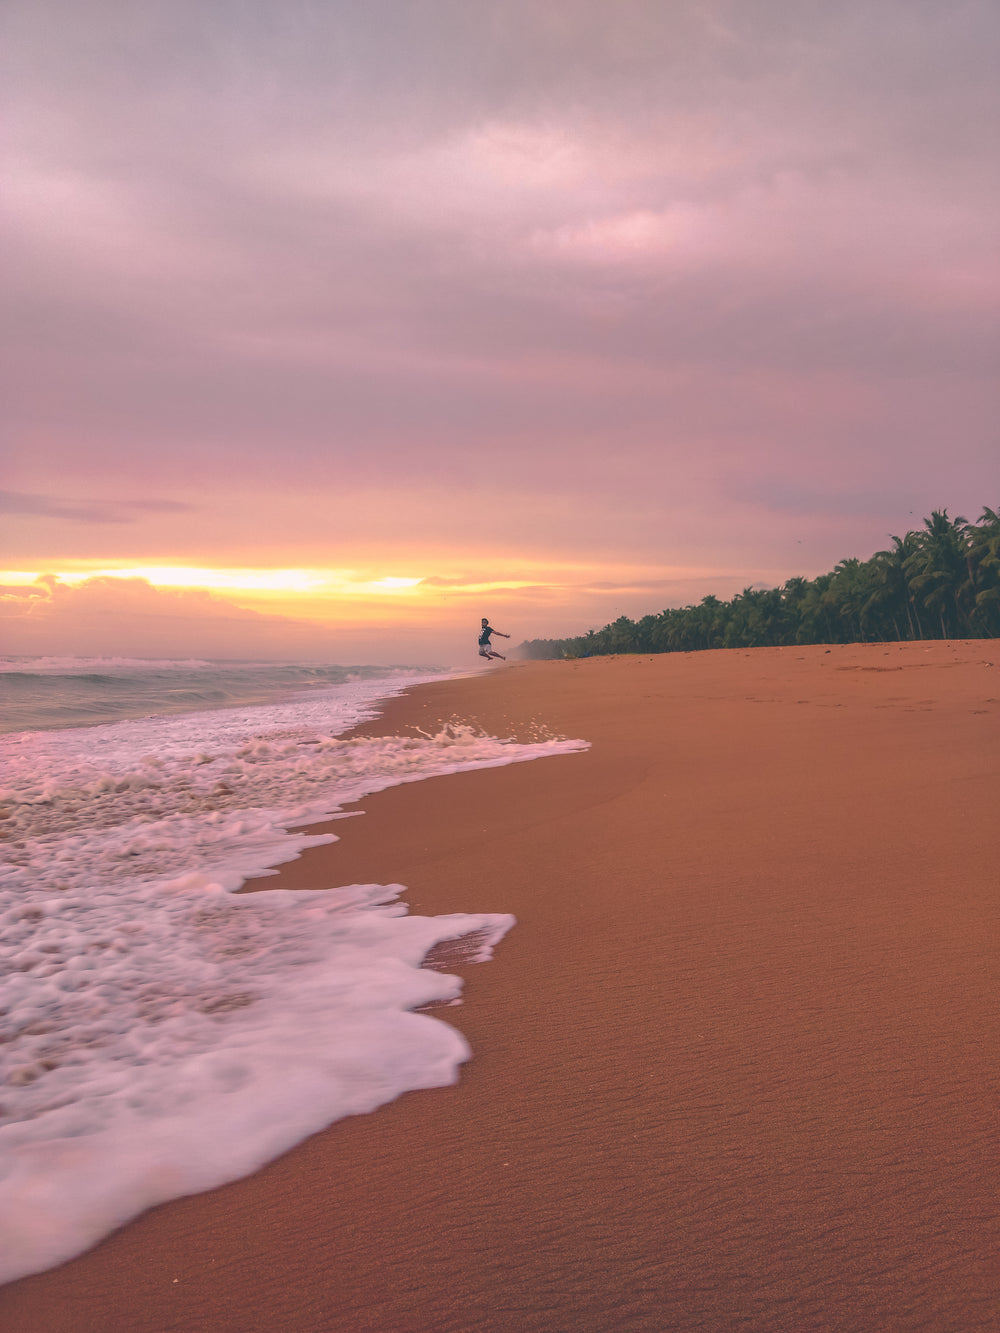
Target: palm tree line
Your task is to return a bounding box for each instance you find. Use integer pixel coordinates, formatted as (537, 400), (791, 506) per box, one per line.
(519, 507), (1000, 659)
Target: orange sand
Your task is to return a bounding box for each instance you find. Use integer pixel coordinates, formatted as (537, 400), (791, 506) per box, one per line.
(2, 641), (998, 1332)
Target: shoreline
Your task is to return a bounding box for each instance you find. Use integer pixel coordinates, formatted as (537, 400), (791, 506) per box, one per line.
(2, 641), (998, 1332)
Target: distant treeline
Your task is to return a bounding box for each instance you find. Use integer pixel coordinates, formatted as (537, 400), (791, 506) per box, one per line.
(519, 508), (1000, 659)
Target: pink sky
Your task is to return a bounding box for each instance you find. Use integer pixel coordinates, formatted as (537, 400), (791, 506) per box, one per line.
(3, 1), (998, 664)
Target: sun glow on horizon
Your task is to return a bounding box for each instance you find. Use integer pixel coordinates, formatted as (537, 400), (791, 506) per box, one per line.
(0, 557), (802, 647)
(0, 558), (788, 602)
(0, 567), (432, 596)
(0, 566), (563, 628)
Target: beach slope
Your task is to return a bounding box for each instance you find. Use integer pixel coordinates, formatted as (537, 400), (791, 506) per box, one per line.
(2, 641), (998, 1333)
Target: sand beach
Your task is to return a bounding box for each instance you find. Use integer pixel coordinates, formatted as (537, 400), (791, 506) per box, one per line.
(2, 640), (998, 1333)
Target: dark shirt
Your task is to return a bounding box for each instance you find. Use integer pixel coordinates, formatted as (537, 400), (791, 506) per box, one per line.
(478, 626), (493, 646)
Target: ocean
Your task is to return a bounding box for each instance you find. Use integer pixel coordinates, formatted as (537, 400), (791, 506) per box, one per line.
(0, 656), (443, 735)
(0, 658), (587, 1283)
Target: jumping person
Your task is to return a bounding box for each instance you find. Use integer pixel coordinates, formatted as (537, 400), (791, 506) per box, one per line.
(478, 618), (510, 660)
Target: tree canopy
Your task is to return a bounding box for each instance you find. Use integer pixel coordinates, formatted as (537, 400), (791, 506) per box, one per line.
(519, 507), (1000, 659)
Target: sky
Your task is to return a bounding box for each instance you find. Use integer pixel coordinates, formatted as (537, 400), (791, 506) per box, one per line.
(2, 0), (998, 664)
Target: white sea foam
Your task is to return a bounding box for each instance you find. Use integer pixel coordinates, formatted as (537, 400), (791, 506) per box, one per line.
(0, 675), (588, 1283)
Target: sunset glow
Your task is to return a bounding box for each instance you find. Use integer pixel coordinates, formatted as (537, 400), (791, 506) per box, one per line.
(3, 2), (997, 663)
(0, 568), (430, 595)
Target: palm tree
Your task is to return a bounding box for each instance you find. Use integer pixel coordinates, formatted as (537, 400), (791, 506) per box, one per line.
(965, 506), (1000, 636)
(904, 510), (970, 638)
(870, 533), (924, 639)
(825, 558), (875, 641)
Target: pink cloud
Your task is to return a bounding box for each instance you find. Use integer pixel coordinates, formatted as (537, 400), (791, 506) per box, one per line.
(2, 1), (997, 654)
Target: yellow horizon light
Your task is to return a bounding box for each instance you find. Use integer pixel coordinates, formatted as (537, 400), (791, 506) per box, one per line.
(0, 567), (434, 597)
(92, 567), (336, 593)
(0, 572), (44, 586)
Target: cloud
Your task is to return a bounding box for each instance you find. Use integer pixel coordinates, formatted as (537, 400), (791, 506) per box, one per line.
(0, 491), (196, 525)
(1, 1), (997, 646)
(0, 583), (47, 598)
(0, 576), (338, 659)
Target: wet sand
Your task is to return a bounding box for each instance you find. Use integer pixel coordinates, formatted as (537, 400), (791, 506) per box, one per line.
(2, 641), (999, 1333)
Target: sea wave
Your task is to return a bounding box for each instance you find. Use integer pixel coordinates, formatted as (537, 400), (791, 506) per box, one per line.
(0, 659), (450, 734)
(0, 674), (589, 1284)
